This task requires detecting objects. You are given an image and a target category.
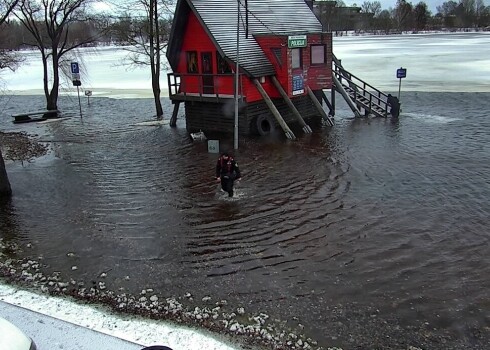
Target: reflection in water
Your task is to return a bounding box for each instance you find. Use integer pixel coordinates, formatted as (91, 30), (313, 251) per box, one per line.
(1, 92), (490, 349)
(0, 197), (19, 245)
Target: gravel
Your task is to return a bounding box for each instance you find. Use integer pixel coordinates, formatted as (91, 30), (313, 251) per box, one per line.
(0, 131), (48, 162)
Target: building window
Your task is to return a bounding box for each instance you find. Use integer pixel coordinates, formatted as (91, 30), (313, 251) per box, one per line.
(271, 48), (282, 67)
(311, 45), (325, 65)
(201, 52), (212, 73)
(292, 48), (302, 69)
(216, 52), (231, 74)
(187, 51), (198, 73)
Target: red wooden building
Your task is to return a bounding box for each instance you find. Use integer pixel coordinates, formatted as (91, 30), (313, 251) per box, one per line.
(166, 0), (334, 138)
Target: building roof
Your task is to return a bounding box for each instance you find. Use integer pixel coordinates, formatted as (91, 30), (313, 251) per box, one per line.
(167, 0), (323, 77)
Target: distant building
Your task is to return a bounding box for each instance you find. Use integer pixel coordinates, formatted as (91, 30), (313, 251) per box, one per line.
(166, 0), (334, 137)
(308, 0), (374, 32)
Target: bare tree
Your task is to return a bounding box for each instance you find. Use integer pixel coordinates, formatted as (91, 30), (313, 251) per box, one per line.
(0, 0), (19, 198)
(376, 9), (393, 33)
(475, 0), (490, 27)
(114, 0), (174, 118)
(437, 0), (458, 26)
(393, 0), (414, 31)
(0, 0), (23, 71)
(457, 0), (476, 26)
(360, 1), (382, 31)
(361, 1), (382, 16)
(0, 47), (23, 70)
(414, 2), (431, 30)
(437, 0), (458, 15)
(0, 0), (17, 23)
(15, 0), (102, 111)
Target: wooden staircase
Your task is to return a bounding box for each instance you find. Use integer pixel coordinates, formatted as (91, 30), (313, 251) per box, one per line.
(332, 54), (390, 118)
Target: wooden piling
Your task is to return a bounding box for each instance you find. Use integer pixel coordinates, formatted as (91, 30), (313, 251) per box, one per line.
(306, 87), (334, 127)
(271, 76), (311, 133)
(170, 102), (180, 127)
(252, 79), (296, 140)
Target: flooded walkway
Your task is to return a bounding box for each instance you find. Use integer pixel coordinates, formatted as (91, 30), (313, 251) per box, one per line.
(1, 92), (490, 349)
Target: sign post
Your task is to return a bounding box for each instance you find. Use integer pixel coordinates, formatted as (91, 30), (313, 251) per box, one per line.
(234, 0), (240, 150)
(71, 62), (83, 118)
(85, 90), (92, 105)
(396, 67), (407, 100)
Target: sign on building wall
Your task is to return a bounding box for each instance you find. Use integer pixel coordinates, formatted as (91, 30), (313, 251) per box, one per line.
(292, 75), (304, 95)
(288, 35), (307, 48)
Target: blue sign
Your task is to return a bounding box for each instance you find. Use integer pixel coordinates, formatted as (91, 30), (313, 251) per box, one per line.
(397, 68), (407, 79)
(71, 62), (80, 74)
(292, 75), (304, 95)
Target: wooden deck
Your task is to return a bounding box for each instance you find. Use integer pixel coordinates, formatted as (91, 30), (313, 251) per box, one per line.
(169, 92), (242, 103)
(167, 72), (243, 103)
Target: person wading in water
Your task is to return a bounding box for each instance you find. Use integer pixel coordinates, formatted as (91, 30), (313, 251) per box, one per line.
(216, 151), (241, 197)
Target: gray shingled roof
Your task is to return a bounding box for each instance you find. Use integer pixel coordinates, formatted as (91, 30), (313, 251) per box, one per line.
(169, 0), (323, 77)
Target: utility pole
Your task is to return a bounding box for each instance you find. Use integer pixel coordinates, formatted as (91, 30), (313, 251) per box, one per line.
(234, 0), (240, 150)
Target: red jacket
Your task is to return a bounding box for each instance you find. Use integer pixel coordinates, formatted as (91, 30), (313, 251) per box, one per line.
(216, 155), (241, 179)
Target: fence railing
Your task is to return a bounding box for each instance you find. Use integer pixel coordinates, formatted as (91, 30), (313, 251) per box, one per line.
(167, 73), (243, 100)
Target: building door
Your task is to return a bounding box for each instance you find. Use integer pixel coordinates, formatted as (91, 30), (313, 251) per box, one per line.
(201, 52), (214, 94)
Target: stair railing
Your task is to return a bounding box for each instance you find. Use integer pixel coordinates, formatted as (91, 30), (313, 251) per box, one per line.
(332, 55), (391, 117)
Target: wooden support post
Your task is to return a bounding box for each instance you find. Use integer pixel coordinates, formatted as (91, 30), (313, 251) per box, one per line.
(332, 75), (362, 118)
(321, 90), (334, 116)
(252, 79), (296, 140)
(170, 102), (180, 127)
(306, 87), (334, 127)
(271, 76), (311, 133)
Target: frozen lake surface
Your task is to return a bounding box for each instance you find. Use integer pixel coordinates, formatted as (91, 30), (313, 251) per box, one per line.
(1, 32), (489, 98)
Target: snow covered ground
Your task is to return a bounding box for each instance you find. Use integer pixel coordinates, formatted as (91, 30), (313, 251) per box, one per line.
(0, 283), (243, 350)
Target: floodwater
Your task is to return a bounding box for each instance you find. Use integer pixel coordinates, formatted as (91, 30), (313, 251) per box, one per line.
(1, 33), (490, 349)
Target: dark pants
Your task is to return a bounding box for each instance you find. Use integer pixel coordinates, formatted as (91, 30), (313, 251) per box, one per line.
(220, 176), (234, 197)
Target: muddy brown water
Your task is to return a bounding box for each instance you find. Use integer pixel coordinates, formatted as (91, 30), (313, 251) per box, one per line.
(1, 92), (489, 349)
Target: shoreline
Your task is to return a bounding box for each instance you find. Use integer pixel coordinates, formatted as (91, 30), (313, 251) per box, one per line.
(0, 283), (243, 350)
(0, 237), (321, 350)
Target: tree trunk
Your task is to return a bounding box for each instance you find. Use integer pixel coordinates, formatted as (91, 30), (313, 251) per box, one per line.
(46, 50), (60, 110)
(0, 151), (12, 198)
(42, 51), (50, 103)
(149, 0), (163, 118)
(152, 81), (163, 117)
(47, 89), (59, 110)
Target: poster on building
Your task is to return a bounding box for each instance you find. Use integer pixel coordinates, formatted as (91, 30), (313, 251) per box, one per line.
(292, 75), (304, 95)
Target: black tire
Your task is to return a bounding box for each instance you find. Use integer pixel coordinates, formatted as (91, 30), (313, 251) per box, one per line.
(256, 115), (276, 136)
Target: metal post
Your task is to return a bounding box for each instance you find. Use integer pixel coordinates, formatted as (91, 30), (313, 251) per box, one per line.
(77, 86), (83, 118)
(398, 78), (402, 100)
(234, 0), (240, 150)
